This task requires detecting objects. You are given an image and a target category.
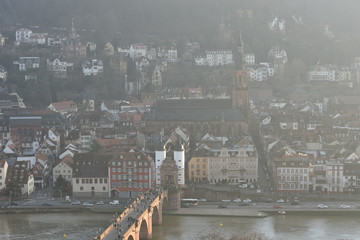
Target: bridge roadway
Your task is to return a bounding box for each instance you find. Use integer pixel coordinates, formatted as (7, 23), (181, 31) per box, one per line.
(97, 188), (166, 240)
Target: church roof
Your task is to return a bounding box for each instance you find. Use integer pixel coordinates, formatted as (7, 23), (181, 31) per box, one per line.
(147, 98), (246, 122)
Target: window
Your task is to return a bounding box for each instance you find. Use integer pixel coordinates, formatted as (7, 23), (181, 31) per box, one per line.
(80, 187), (83, 191)
(91, 187), (95, 190)
(94, 179), (98, 184)
(76, 179), (79, 184)
(82, 179), (85, 184)
(100, 179), (103, 184)
(104, 179), (107, 183)
(103, 187), (106, 190)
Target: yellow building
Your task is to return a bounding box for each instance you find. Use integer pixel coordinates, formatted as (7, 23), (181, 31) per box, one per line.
(188, 149), (208, 182)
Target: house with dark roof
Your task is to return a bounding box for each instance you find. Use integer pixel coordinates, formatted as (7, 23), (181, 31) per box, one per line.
(53, 155), (73, 187)
(72, 153), (112, 198)
(6, 160), (34, 196)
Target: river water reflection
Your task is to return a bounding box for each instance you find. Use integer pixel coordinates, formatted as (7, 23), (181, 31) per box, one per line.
(0, 213), (359, 240)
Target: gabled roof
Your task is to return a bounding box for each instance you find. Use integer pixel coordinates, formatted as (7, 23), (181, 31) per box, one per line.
(59, 149), (75, 160)
(48, 101), (77, 112)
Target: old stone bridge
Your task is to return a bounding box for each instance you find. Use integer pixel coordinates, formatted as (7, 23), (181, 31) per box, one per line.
(96, 188), (179, 240)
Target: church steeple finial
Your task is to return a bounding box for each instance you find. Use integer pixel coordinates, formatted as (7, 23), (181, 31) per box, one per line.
(235, 31), (245, 69)
(71, 18), (76, 34)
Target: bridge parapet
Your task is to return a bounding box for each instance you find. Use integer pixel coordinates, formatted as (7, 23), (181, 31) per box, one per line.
(98, 188), (168, 240)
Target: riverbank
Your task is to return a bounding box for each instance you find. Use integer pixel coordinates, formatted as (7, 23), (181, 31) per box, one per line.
(3, 205), (360, 218)
(0, 206), (87, 214)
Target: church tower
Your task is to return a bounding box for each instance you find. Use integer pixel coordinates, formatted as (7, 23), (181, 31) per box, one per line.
(69, 19), (77, 39)
(232, 32), (250, 121)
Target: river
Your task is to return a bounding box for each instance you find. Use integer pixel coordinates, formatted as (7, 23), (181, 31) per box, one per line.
(0, 212), (359, 240)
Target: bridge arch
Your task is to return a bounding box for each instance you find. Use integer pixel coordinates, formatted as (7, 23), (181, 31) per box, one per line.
(162, 195), (169, 210)
(139, 219), (149, 240)
(127, 235), (134, 240)
(152, 206), (161, 225)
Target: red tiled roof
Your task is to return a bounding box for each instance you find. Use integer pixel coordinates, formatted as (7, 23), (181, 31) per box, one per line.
(98, 138), (136, 147)
(49, 101), (77, 111)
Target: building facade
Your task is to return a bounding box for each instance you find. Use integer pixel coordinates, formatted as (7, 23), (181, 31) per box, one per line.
(108, 151), (154, 198)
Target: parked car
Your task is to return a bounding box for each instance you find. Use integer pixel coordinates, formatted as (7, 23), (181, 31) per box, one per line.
(243, 198), (252, 203)
(318, 204), (328, 209)
(233, 198), (242, 203)
(82, 202), (93, 207)
(109, 200), (119, 205)
(222, 199), (231, 203)
(273, 204), (282, 209)
(249, 185), (255, 189)
(198, 198), (207, 202)
(96, 201), (104, 205)
(218, 205), (228, 208)
(71, 201), (81, 205)
(276, 199), (285, 203)
(340, 204), (350, 209)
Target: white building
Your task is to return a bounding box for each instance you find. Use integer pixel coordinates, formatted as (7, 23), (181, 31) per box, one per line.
(206, 50), (234, 66)
(29, 33), (47, 45)
(268, 46), (287, 64)
(14, 57), (40, 71)
(308, 65), (336, 81)
(0, 160), (8, 191)
(167, 47), (178, 62)
(82, 59), (103, 76)
(326, 160), (344, 193)
(53, 156), (73, 186)
(268, 17), (286, 33)
(15, 28), (33, 43)
(155, 142), (185, 187)
(244, 54), (255, 65)
(129, 44), (147, 60)
(246, 65), (268, 82)
(0, 33), (5, 46)
(194, 57), (207, 66)
(0, 64), (7, 80)
(260, 62), (275, 77)
(47, 58), (72, 78)
(206, 137), (258, 184)
(275, 157), (310, 192)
